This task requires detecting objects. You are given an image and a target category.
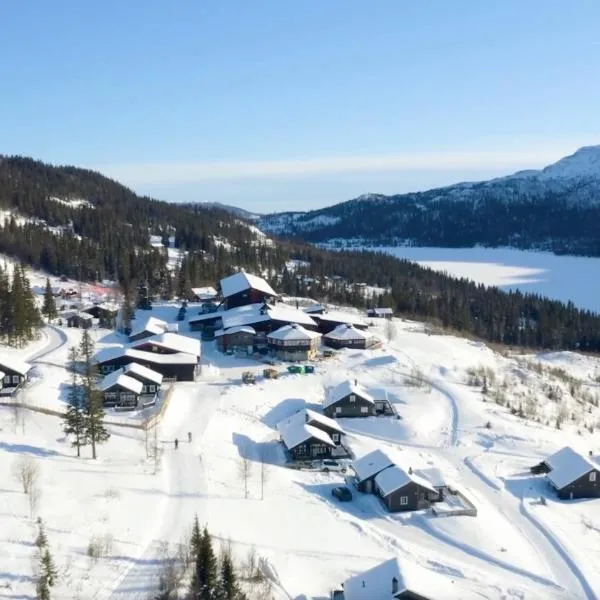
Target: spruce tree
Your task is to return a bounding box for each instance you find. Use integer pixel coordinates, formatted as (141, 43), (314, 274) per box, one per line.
(42, 277), (57, 321)
(198, 527), (218, 600)
(79, 330), (110, 459)
(189, 516), (203, 598)
(40, 548), (58, 588)
(35, 517), (48, 551)
(62, 347), (87, 457)
(218, 552), (240, 600)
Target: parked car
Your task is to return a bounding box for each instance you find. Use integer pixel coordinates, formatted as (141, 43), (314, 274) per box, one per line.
(312, 459), (346, 473)
(331, 486), (352, 502)
(242, 371), (256, 384)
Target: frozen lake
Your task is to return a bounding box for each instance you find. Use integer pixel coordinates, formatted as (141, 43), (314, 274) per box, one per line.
(370, 246), (600, 314)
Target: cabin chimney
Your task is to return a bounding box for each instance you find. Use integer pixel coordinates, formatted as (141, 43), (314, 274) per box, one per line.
(392, 576), (399, 595)
(354, 378), (357, 385)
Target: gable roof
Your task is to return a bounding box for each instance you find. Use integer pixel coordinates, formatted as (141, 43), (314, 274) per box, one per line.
(343, 556), (466, 600)
(324, 380), (375, 409)
(129, 316), (168, 339)
(313, 311), (368, 328)
(0, 354), (32, 376)
(123, 362), (163, 385)
(94, 346), (198, 365)
(414, 467), (446, 489)
(220, 302), (317, 330)
(0, 371), (5, 380)
(130, 332), (201, 357)
(323, 324), (371, 342)
(545, 446), (598, 490)
(214, 325), (256, 337)
(267, 323), (322, 342)
(375, 465), (438, 497)
(98, 369), (143, 395)
(191, 286), (218, 299)
(351, 449), (394, 483)
(276, 408), (345, 437)
(220, 272), (277, 299)
(280, 421), (335, 450)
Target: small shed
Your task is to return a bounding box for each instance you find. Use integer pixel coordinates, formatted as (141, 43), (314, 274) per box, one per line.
(323, 380), (376, 418)
(130, 332), (201, 359)
(351, 449), (394, 493)
(220, 272), (278, 310)
(215, 326), (256, 355)
(98, 370), (143, 410)
(128, 316), (169, 342)
(370, 387), (394, 415)
(375, 465), (439, 512)
(190, 286), (218, 302)
(266, 324), (321, 362)
(366, 307), (394, 319)
(66, 311), (94, 329)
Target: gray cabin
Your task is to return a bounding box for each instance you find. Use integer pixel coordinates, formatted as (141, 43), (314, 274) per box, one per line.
(323, 380), (376, 418)
(351, 449), (395, 493)
(98, 370), (143, 410)
(375, 465), (440, 512)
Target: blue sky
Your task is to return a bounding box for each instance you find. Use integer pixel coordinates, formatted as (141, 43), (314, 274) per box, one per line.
(2, 1), (600, 212)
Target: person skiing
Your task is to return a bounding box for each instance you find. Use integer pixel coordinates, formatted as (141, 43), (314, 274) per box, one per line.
(174, 438), (179, 449)
(188, 431), (192, 443)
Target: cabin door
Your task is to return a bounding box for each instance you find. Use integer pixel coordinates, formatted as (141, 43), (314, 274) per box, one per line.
(365, 480), (372, 493)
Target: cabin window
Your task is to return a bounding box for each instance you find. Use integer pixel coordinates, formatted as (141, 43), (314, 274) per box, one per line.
(335, 407), (342, 414)
(400, 496), (408, 506)
(12, 375), (19, 384)
(591, 472), (597, 482)
(3, 375), (10, 384)
(349, 394), (356, 403)
(360, 406), (368, 413)
(148, 385), (156, 393)
(104, 392), (118, 403)
(332, 433), (340, 443)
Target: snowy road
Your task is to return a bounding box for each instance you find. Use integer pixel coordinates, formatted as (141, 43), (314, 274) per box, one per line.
(106, 383), (222, 599)
(27, 325), (68, 362)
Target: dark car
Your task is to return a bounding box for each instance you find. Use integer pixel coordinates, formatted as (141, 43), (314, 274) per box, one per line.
(331, 486), (352, 502)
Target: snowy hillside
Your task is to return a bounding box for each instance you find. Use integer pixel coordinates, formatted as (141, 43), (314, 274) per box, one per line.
(259, 145), (600, 255)
(1, 299), (600, 599)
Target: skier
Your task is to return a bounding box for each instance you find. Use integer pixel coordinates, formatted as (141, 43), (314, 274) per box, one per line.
(174, 438), (179, 450)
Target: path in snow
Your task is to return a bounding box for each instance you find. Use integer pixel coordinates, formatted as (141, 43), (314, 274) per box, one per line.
(106, 384), (221, 599)
(27, 325), (68, 362)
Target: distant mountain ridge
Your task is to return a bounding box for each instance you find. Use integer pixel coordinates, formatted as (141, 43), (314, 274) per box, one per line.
(259, 146), (600, 256)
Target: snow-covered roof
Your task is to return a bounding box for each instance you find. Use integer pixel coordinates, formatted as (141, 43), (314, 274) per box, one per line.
(414, 467), (446, 489)
(367, 307), (393, 315)
(375, 465), (437, 497)
(75, 311), (94, 321)
(344, 556), (465, 600)
(130, 332), (201, 357)
(323, 324), (371, 341)
(94, 347), (198, 365)
(214, 325), (256, 337)
(280, 422), (335, 450)
(220, 272), (277, 299)
(545, 446), (598, 490)
(267, 304), (318, 327)
(369, 387), (389, 402)
(324, 380), (375, 409)
(303, 303), (325, 314)
(191, 286), (218, 299)
(123, 362), (163, 385)
(220, 302), (317, 330)
(267, 323), (322, 342)
(351, 450), (394, 483)
(98, 370), (143, 395)
(129, 316), (168, 339)
(314, 311), (368, 328)
(276, 408), (345, 437)
(0, 354), (32, 376)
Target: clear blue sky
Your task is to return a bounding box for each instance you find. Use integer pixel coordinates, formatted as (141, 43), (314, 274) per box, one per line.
(2, 1), (600, 212)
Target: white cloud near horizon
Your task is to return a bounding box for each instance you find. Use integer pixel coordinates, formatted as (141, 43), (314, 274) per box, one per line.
(95, 145), (589, 186)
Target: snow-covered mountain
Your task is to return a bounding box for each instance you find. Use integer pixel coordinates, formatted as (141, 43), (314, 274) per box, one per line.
(259, 146), (600, 255)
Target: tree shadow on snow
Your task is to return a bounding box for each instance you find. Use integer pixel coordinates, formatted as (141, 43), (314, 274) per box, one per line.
(231, 432), (286, 466)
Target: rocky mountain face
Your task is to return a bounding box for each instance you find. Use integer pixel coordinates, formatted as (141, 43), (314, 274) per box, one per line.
(259, 146), (600, 255)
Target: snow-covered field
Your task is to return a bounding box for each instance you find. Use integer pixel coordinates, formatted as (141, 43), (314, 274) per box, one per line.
(363, 246), (600, 314)
(1, 303), (600, 599)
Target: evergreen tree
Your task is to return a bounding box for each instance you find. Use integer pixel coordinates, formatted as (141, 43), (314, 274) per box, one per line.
(218, 552), (241, 600)
(40, 548), (58, 588)
(35, 517), (48, 551)
(41, 277), (57, 321)
(198, 527), (218, 600)
(33, 518), (57, 600)
(79, 330), (110, 459)
(62, 346), (87, 457)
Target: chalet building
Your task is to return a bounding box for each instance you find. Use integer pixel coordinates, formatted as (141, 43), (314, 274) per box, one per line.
(129, 332), (201, 360)
(82, 303), (119, 328)
(122, 363), (163, 404)
(98, 370), (143, 410)
(375, 465), (440, 512)
(532, 446), (600, 500)
(214, 326), (256, 355)
(277, 409), (345, 448)
(220, 272), (278, 310)
(128, 316), (169, 342)
(190, 286), (218, 302)
(366, 307), (394, 319)
(338, 556), (469, 600)
(323, 380), (376, 419)
(351, 449), (395, 493)
(0, 355), (32, 396)
(94, 347), (199, 381)
(370, 387), (394, 415)
(189, 311), (224, 338)
(323, 324), (376, 350)
(266, 324), (322, 362)
(279, 420), (336, 460)
(65, 311), (94, 329)
(310, 311), (369, 335)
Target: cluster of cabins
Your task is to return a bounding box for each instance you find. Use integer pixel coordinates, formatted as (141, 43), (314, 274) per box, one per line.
(62, 302), (120, 329)
(93, 317), (202, 410)
(0, 355), (33, 397)
(188, 272), (381, 361)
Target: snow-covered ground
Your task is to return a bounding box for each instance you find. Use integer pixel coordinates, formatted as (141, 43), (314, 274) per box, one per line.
(1, 304), (600, 599)
(365, 246), (600, 314)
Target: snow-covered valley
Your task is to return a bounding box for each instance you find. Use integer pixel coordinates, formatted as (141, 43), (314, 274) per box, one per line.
(1, 300), (600, 599)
